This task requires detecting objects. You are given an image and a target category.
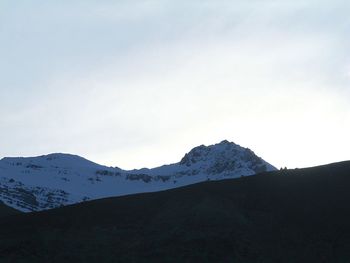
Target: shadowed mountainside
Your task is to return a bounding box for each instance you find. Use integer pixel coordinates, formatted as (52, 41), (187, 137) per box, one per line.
(0, 201), (19, 218)
(0, 161), (350, 262)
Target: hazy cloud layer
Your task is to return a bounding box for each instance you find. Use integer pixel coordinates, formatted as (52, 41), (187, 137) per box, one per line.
(1, 0), (349, 169)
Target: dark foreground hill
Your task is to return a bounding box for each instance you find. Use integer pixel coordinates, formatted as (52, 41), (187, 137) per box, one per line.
(0, 201), (19, 218)
(1, 161), (350, 263)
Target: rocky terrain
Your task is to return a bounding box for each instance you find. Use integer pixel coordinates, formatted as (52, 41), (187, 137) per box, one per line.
(0, 140), (276, 211)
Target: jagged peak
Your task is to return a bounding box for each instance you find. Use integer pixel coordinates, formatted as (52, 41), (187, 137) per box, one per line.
(218, 139), (231, 145)
(180, 140), (242, 166)
(177, 140), (276, 172)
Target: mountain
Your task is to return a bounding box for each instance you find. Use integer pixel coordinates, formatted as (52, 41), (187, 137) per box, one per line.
(0, 201), (19, 218)
(0, 161), (350, 262)
(0, 140), (276, 212)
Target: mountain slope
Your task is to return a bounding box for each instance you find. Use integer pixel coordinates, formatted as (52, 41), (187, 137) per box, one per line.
(0, 201), (20, 218)
(0, 140), (276, 211)
(0, 161), (350, 262)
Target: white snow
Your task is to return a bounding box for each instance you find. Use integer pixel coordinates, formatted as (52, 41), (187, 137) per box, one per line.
(0, 141), (277, 212)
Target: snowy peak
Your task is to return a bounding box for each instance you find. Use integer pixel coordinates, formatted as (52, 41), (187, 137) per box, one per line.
(0, 140), (277, 212)
(1, 153), (103, 170)
(180, 140), (240, 166)
(178, 140), (276, 174)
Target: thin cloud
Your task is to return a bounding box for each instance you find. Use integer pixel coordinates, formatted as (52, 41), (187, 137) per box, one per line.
(0, 0), (349, 169)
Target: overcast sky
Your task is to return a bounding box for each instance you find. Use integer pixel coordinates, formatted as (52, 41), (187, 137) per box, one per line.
(1, 0), (349, 169)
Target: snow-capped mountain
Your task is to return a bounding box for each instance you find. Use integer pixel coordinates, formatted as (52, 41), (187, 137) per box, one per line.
(0, 140), (276, 212)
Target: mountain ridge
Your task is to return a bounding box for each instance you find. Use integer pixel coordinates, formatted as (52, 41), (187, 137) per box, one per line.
(0, 140), (276, 212)
(1, 160), (350, 262)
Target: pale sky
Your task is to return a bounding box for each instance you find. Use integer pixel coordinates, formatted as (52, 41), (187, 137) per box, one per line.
(1, 0), (349, 169)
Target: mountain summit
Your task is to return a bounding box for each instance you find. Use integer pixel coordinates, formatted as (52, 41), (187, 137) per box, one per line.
(0, 140), (276, 212)
(179, 140), (275, 174)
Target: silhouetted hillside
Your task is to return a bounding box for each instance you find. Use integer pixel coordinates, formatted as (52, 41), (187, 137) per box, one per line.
(0, 201), (19, 218)
(1, 161), (350, 262)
